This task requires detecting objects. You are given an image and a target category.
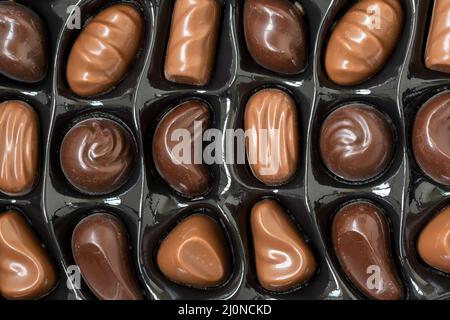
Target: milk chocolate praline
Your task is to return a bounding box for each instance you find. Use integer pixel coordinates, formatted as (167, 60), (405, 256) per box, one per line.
(156, 214), (230, 288)
(319, 103), (394, 182)
(413, 91), (450, 186)
(60, 118), (134, 195)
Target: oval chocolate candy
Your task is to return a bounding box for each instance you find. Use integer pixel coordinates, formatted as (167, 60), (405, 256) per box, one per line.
(417, 205), (450, 274)
(244, 0), (308, 74)
(425, 0), (450, 74)
(0, 210), (57, 300)
(152, 100), (211, 198)
(324, 0), (404, 86)
(72, 213), (143, 300)
(66, 4), (144, 97)
(332, 201), (404, 300)
(251, 199), (316, 292)
(245, 88), (299, 186)
(156, 214), (230, 288)
(0, 100), (39, 196)
(0, 2), (48, 82)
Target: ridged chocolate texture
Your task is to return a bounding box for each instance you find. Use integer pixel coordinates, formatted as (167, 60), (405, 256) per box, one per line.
(417, 205), (450, 274)
(0, 100), (39, 196)
(164, 0), (221, 86)
(0, 2), (48, 82)
(324, 0), (404, 86)
(332, 202), (404, 300)
(152, 100), (211, 198)
(0, 210), (57, 300)
(156, 214), (230, 288)
(60, 118), (134, 195)
(319, 104), (394, 182)
(66, 4), (143, 97)
(245, 88), (299, 186)
(72, 213), (143, 300)
(425, 0), (450, 74)
(244, 0), (307, 74)
(251, 199), (316, 292)
(412, 91), (450, 186)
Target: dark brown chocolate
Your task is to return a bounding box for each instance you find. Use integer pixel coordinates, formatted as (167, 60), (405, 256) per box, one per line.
(319, 103), (394, 182)
(0, 2), (48, 82)
(152, 100), (211, 198)
(72, 213), (143, 300)
(244, 0), (307, 74)
(332, 201), (404, 300)
(412, 91), (450, 186)
(60, 118), (134, 195)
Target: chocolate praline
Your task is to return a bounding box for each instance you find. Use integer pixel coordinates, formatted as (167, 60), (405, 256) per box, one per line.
(319, 103), (394, 182)
(412, 91), (450, 186)
(60, 118), (134, 195)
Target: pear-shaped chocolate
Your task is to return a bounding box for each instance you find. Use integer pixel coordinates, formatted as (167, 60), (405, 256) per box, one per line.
(72, 213), (143, 300)
(156, 214), (230, 288)
(332, 201), (404, 300)
(417, 205), (450, 274)
(251, 199), (316, 292)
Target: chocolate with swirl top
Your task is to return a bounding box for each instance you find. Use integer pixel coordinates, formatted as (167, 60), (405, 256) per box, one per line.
(164, 0), (221, 86)
(413, 91), (450, 185)
(60, 118), (134, 194)
(319, 103), (394, 182)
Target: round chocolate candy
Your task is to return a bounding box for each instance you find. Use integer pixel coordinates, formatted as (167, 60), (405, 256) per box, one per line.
(60, 118), (134, 195)
(412, 91), (450, 186)
(319, 103), (394, 182)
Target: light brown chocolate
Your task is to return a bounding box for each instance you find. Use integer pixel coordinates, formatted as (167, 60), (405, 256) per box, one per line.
(0, 210), (57, 300)
(417, 205), (450, 274)
(66, 4), (143, 97)
(0, 100), (39, 196)
(164, 0), (221, 86)
(251, 199), (316, 292)
(245, 88), (299, 186)
(324, 0), (404, 86)
(156, 214), (230, 288)
(425, 0), (450, 74)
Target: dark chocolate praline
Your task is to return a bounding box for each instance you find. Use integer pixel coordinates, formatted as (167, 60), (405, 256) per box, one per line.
(60, 118), (134, 195)
(412, 90), (450, 186)
(319, 103), (394, 182)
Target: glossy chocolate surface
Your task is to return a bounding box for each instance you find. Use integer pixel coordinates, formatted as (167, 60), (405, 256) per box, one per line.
(164, 0), (221, 86)
(72, 213), (143, 300)
(0, 2), (47, 82)
(332, 201), (404, 300)
(152, 100), (211, 198)
(60, 118), (134, 195)
(425, 0), (450, 74)
(0, 100), (39, 196)
(324, 0), (404, 86)
(245, 88), (299, 186)
(244, 0), (307, 74)
(66, 4), (143, 97)
(156, 214), (230, 288)
(251, 199), (316, 292)
(412, 91), (450, 186)
(417, 205), (450, 274)
(319, 103), (394, 182)
(0, 210), (56, 300)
